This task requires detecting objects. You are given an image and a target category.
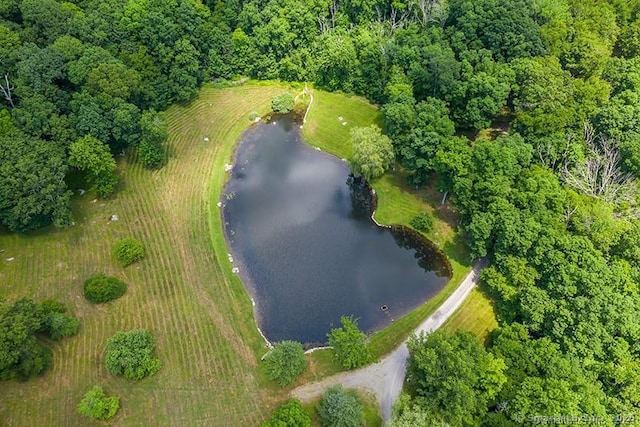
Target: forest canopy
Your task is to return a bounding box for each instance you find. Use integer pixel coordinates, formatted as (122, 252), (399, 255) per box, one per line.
(2, 0), (640, 421)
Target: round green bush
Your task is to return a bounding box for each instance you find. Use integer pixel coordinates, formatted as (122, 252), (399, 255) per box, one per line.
(264, 340), (307, 386)
(77, 386), (120, 420)
(105, 329), (161, 379)
(113, 237), (145, 267)
(271, 92), (295, 113)
(410, 212), (434, 233)
(84, 274), (127, 303)
(317, 385), (364, 427)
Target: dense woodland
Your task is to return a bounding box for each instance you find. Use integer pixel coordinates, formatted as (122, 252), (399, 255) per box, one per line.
(2, 0), (640, 424)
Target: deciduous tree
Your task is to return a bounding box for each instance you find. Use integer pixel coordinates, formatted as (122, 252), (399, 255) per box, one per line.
(348, 125), (394, 181)
(264, 340), (307, 386)
(327, 315), (372, 369)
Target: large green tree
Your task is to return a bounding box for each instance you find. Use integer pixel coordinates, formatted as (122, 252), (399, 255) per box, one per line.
(0, 133), (71, 231)
(348, 125), (394, 181)
(68, 135), (118, 196)
(406, 330), (507, 426)
(0, 298), (78, 380)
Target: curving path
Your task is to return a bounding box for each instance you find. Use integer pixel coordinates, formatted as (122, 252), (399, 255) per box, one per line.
(291, 258), (488, 422)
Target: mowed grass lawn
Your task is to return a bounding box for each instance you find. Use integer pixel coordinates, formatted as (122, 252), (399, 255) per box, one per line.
(0, 82), (295, 426)
(442, 288), (499, 343)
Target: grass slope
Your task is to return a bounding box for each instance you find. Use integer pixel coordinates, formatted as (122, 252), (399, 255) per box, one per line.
(0, 83), (293, 426)
(442, 288), (499, 343)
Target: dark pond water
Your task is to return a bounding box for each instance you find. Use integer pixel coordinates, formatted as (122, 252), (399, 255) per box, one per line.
(222, 117), (451, 346)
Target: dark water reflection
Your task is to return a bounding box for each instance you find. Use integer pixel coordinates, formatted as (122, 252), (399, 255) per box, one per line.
(222, 117), (450, 346)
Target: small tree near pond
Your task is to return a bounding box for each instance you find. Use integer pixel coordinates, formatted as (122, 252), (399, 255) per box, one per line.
(349, 125), (394, 181)
(327, 315), (372, 370)
(410, 212), (434, 233)
(264, 340), (307, 386)
(271, 92), (295, 113)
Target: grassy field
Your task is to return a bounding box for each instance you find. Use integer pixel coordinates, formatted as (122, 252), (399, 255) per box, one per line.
(1, 82), (481, 425)
(0, 83), (294, 426)
(442, 288), (499, 343)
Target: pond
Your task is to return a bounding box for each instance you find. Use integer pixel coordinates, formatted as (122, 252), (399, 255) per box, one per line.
(222, 116), (451, 346)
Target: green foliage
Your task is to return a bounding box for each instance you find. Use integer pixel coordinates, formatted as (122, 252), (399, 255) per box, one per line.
(0, 133), (71, 231)
(410, 212), (433, 233)
(406, 330), (507, 425)
(105, 330), (161, 380)
(77, 386), (120, 421)
(138, 110), (168, 169)
(83, 274), (127, 304)
(313, 31), (360, 92)
(68, 135), (118, 196)
(264, 340), (307, 386)
(271, 93), (295, 113)
(262, 399), (310, 427)
(0, 298), (78, 380)
(43, 311), (79, 341)
(0, 299), (50, 380)
(138, 138), (165, 169)
(327, 315), (372, 370)
(446, 0), (544, 61)
(113, 238), (145, 267)
(388, 394), (447, 427)
(348, 125), (394, 181)
(316, 385), (364, 427)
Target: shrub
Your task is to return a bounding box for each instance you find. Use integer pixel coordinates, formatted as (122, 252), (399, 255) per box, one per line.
(39, 299), (79, 340)
(113, 238), (145, 267)
(264, 340), (307, 386)
(45, 312), (80, 340)
(105, 329), (161, 379)
(327, 316), (372, 370)
(262, 399), (311, 427)
(77, 386), (120, 420)
(271, 92), (295, 113)
(410, 212), (434, 233)
(84, 274), (127, 303)
(248, 111), (260, 121)
(317, 385), (364, 427)
(138, 138), (165, 169)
